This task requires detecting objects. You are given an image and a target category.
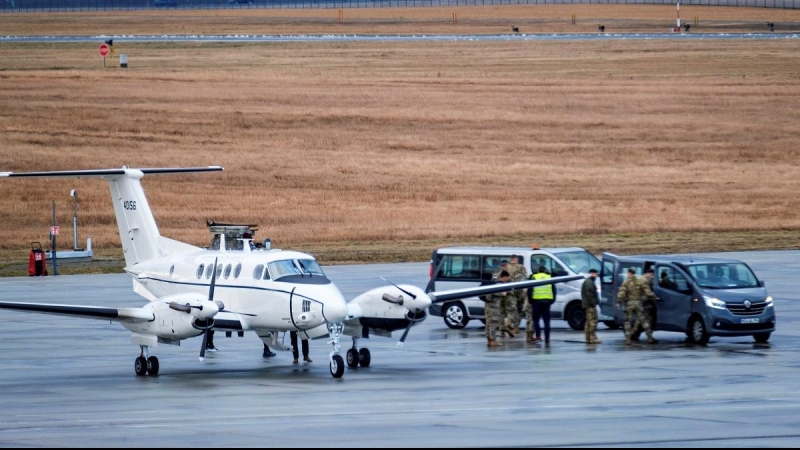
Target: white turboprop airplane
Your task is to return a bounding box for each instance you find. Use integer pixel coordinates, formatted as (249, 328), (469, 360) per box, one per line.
(0, 167), (582, 379)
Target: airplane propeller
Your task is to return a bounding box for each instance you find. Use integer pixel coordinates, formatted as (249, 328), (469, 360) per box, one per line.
(198, 258), (220, 362)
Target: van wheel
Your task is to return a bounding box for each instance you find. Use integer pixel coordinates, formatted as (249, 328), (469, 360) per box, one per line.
(603, 321), (620, 330)
(688, 316), (710, 345)
(565, 302), (585, 331)
(443, 303), (469, 330)
(754, 333), (771, 344)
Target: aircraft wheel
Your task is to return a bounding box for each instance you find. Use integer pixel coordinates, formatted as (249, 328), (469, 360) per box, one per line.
(359, 348), (372, 368)
(346, 348), (360, 369)
(330, 354), (345, 379)
(147, 356), (160, 376)
(134, 356), (148, 377)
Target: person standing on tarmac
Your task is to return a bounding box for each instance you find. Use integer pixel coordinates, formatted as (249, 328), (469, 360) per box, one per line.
(617, 268), (659, 345)
(485, 270), (512, 347)
(507, 255), (529, 336)
(529, 266), (556, 344)
(582, 269), (602, 344)
(492, 260), (515, 338)
(290, 331), (312, 364)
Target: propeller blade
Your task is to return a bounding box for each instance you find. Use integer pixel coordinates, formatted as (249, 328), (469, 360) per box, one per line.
(199, 329), (208, 362)
(208, 257), (219, 302)
(397, 321), (414, 348)
(168, 302), (193, 314)
(380, 277), (417, 300)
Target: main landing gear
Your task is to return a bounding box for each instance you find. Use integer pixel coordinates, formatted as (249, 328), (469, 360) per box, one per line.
(134, 345), (159, 377)
(346, 338), (372, 369)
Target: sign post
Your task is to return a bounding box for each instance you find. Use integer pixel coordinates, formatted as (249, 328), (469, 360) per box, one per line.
(99, 43), (110, 67)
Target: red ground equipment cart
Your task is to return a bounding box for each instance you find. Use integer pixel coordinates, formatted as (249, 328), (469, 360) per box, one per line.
(28, 242), (48, 276)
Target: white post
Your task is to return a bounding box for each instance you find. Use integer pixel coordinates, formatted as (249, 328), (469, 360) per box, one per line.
(677, 1), (681, 29)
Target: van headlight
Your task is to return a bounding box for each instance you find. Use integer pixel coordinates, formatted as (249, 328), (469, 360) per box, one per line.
(703, 295), (727, 310)
(766, 296), (774, 307)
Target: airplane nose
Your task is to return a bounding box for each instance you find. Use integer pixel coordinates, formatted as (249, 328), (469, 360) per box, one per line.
(324, 294), (349, 324)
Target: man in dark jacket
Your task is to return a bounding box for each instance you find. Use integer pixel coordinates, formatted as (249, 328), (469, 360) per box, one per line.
(582, 269), (602, 344)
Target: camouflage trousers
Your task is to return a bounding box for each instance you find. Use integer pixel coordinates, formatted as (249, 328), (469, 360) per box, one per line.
(624, 301), (653, 339)
(485, 300), (502, 341)
(501, 292), (522, 331)
(584, 306), (599, 343)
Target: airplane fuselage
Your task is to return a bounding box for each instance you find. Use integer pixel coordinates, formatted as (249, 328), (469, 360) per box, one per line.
(128, 248), (349, 334)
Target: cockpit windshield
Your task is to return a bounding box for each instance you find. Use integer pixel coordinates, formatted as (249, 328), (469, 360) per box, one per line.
(686, 263), (759, 289)
(298, 259), (325, 276)
(268, 260), (303, 280)
(268, 259), (327, 282)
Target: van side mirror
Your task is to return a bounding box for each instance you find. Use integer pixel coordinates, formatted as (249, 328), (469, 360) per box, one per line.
(759, 280), (766, 288)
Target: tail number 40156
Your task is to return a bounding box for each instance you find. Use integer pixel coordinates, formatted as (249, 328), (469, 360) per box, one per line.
(124, 201), (137, 211)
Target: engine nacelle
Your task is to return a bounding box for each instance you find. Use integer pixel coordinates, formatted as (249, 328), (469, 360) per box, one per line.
(350, 285), (430, 323)
(122, 293), (212, 341)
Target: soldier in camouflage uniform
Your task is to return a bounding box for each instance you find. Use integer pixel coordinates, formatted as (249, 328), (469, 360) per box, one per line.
(616, 268), (659, 345)
(507, 255), (529, 335)
(485, 270), (511, 347)
(492, 260), (514, 338)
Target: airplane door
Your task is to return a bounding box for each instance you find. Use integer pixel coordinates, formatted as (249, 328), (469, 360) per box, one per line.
(600, 253), (645, 325)
(652, 265), (694, 332)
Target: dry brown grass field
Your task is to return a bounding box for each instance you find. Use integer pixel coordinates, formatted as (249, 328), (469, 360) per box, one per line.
(1, 6), (800, 274)
(1, 5), (800, 35)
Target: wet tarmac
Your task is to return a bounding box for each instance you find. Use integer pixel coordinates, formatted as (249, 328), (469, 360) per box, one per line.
(0, 250), (798, 447)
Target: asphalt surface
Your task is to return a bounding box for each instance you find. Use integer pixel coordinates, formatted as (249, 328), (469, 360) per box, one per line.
(0, 250), (798, 447)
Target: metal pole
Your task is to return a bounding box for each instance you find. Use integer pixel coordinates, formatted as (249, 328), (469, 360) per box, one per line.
(71, 190), (79, 251)
(51, 201), (58, 276)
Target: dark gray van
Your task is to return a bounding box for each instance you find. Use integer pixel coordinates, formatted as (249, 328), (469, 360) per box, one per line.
(600, 253), (775, 344)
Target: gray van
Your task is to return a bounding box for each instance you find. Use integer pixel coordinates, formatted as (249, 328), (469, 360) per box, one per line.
(600, 253), (776, 344)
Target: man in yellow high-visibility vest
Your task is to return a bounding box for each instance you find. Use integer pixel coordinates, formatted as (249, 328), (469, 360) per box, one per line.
(528, 266), (556, 344)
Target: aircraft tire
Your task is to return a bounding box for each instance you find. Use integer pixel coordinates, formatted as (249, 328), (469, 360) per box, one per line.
(135, 357), (148, 376)
(330, 354), (345, 379)
(359, 348), (371, 368)
(147, 356), (160, 376)
(346, 348), (360, 369)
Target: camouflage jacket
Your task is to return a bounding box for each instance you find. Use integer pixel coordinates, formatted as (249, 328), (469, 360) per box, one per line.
(617, 275), (657, 304)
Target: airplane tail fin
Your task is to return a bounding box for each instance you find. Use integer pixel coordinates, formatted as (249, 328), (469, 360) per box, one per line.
(0, 167), (223, 267)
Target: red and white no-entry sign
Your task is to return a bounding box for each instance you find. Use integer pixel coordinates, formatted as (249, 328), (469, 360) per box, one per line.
(98, 43), (110, 57)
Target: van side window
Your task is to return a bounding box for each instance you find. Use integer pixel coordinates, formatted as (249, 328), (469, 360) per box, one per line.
(601, 261), (615, 285)
(657, 266), (690, 293)
(482, 255), (512, 281)
(530, 255), (566, 276)
(617, 265), (642, 285)
(437, 255), (481, 281)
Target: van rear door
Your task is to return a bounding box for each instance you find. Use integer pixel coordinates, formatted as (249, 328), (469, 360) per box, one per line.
(600, 253), (645, 325)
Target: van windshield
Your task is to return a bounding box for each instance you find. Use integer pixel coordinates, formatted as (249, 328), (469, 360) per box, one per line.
(686, 263), (759, 289)
(552, 250), (601, 274)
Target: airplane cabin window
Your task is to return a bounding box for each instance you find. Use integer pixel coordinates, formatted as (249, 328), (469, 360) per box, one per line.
(263, 267), (271, 280)
(169, 265), (175, 278)
(224, 264), (233, 279)
(216, 264), (224, 279)
(206, 264), (214, 279)
(196, 264), (205, 279)
(253, 264), (264, 280)
(234, 263), (242, 279)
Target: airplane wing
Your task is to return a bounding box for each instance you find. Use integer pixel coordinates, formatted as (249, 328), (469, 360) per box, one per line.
(0, 301), (154, 323)
(428, 275), (584, 303)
